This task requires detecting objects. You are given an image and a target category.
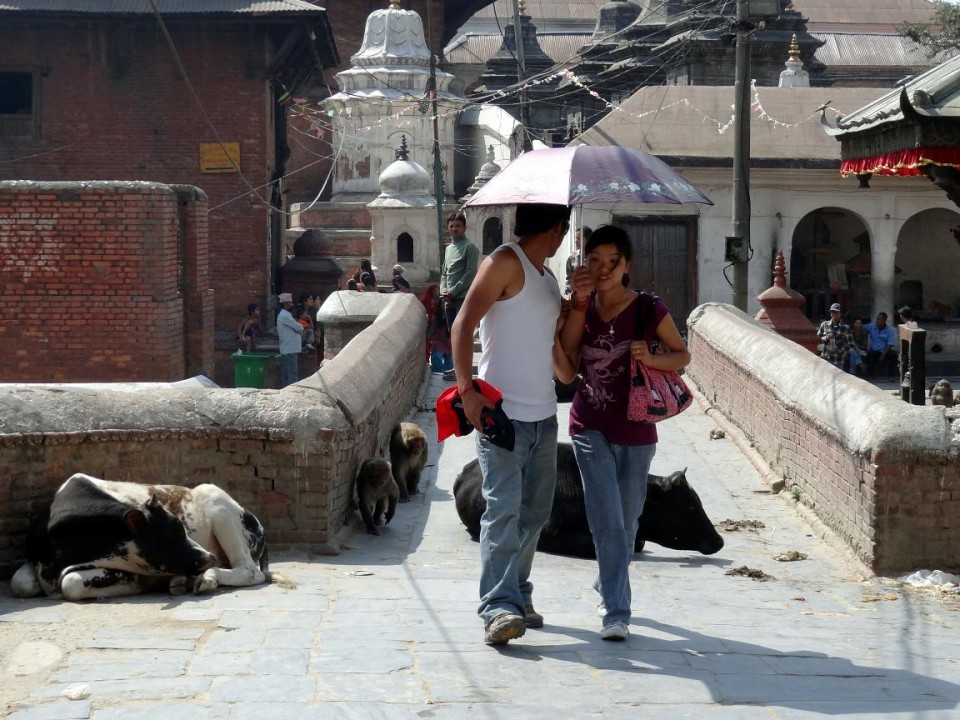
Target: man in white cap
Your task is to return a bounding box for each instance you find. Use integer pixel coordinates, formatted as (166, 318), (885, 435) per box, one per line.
(276, 292), (302, 387)
(816, 302), (853, 369)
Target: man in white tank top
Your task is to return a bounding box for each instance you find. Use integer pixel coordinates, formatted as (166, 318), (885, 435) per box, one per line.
(450, 203), (576, 645)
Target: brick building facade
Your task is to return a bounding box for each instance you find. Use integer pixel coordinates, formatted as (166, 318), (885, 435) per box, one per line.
(0, 2), (338, 382)
(0, 181), (212, 382)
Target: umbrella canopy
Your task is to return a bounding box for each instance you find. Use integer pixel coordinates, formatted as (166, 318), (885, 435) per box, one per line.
(462, 145), (713, 207)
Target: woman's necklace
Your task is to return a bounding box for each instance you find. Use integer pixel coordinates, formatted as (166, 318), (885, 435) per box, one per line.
(598, 293), (629, 335)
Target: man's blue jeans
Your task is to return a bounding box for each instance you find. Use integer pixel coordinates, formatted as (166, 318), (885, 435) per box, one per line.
(571, 430), (655, 625)
(476, 415), (557, 626)
(846, 349), (865, 374)
(280, 353), (298, 388)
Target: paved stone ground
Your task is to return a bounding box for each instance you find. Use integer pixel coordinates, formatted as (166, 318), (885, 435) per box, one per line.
(2, 372), (959, 719)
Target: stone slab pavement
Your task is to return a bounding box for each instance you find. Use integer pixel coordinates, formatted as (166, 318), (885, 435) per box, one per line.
(2, 372), (959, 719)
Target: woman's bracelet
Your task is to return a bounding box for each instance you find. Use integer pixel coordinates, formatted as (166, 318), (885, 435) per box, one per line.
(459, 385), (475, 396)
(570, 296), (588, 312)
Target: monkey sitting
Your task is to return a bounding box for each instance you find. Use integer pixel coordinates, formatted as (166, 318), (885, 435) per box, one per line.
(389, 422), (428, 502)
(931, 379), (955, 408)
(355, 458), (399, 535)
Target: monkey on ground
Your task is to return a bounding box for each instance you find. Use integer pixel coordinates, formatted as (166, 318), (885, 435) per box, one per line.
(389, 422), (428, 502)
(355, 458), (398, 535)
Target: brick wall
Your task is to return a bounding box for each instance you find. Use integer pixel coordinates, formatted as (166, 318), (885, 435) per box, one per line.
(0, 293), (425, 578)
(686, 303), (960, 575)
(0, 18), (276, 365)
(0, 181), (212, 382)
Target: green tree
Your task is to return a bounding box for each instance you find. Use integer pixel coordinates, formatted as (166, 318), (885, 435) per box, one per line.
(900, 0), (960, 58)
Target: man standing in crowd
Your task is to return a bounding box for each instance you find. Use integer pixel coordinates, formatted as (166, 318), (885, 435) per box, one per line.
(863, 311), (898, 377)
(450, 203), (572, 646)
(276, 292), (302, 388)
(440, 212), (479, 381)
(816, 302), (853, 369)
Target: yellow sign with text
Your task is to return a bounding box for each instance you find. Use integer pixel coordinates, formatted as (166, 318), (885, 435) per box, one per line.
(200, 142), (240, 173)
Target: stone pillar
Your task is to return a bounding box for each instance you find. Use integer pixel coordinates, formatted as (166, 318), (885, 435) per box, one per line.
(755, 250), (818, 352)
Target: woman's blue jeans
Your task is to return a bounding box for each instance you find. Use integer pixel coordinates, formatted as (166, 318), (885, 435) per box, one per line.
(476, 416), (558, 626)
(571, 430), (655, 625)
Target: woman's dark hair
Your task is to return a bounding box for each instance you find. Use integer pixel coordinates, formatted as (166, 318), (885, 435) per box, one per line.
(361, 272), (375, 287)
(246, 303), (259, 315)
(898, 306), (913, 321)
(585, 225), (633, 286)
(347, 279), (358, 290)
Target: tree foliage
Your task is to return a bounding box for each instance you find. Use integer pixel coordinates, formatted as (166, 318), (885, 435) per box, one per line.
(900, 1), (960, 58)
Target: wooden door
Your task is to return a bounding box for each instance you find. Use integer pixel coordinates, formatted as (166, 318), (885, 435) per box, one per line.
(618, 217), (697, 329)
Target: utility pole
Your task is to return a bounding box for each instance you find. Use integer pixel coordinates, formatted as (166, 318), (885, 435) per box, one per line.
(729, 0), (752, 311)
(425, 0), (445, 262)
(513, 0), (532, 150)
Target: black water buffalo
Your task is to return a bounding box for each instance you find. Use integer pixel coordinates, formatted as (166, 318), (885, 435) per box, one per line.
(453, 442), (724, 559)
(11, 473), (287, 601)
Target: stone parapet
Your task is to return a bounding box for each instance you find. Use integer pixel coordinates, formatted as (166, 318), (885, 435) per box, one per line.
(0, 294), (426, 577)
(686, 302), (959, 575)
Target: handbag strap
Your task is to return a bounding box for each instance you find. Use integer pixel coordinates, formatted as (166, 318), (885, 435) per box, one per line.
(634, 292), (660, 343)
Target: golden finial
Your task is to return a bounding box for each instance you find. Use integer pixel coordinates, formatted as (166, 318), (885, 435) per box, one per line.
(388, 0), (401, 8)
(518, 0), (526, 13)
(788, 34), (800, 61)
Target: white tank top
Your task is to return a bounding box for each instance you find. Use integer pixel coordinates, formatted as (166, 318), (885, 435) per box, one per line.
(478, 242), (561, 422)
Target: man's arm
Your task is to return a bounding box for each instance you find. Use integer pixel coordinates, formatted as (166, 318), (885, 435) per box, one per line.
(450, 249), (522, 429)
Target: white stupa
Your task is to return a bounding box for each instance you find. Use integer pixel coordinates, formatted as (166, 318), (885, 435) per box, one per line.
(367, 135), (441, 283)
(322, 0), (468, 202)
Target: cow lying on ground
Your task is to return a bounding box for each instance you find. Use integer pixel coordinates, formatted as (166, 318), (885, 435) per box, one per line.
(453, 442), (724, 559)
(11, 473), (289, 601)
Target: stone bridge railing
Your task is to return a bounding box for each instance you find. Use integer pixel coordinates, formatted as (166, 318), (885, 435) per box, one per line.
(0, 292), (426, 578)
(686, 303), (959, 575)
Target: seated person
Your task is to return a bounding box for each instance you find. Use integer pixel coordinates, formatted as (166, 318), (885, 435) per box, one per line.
(863, 311), (898, 376)
(846, 317), (869, 375)
(392, 264), (412, 293)
(360, 271), (377, 292)
(236, 303), (261, 352)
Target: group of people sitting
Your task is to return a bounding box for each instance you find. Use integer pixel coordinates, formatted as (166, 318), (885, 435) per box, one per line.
(344, 259), (412, 294)
(817, 304), (914, 378)
(235, 293), (323, 354)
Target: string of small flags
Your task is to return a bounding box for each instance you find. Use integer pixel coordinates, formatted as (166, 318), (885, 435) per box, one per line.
(287, 69), (844, 141)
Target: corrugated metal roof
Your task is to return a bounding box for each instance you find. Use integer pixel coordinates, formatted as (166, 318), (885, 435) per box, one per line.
(445, 32), (588, 65)
(828, 52), (960, 135)
(0, 0), (327, 13)
(791, 0), (935, 31)
(446, 29), (935, 71)
(812, 32), (935, 68)
(470, 0), (608, 22)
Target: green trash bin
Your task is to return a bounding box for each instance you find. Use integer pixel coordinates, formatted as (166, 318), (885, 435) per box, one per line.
(231, 351), (276, 389)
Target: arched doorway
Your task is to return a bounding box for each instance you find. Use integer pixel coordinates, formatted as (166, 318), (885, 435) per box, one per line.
(895, 207), (960, 319)
(790, 207), (870, 321)
(482, 217), (503, 255)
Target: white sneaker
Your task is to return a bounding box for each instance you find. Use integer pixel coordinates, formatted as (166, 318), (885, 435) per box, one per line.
(600, 621), (630, 641)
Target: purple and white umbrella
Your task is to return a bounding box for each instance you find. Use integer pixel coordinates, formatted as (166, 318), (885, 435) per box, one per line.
(462, 145), (712, 207)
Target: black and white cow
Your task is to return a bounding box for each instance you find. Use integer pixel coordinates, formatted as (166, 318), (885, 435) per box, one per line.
(453, 442), (724, 559)
(11, 473), (286, 601)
